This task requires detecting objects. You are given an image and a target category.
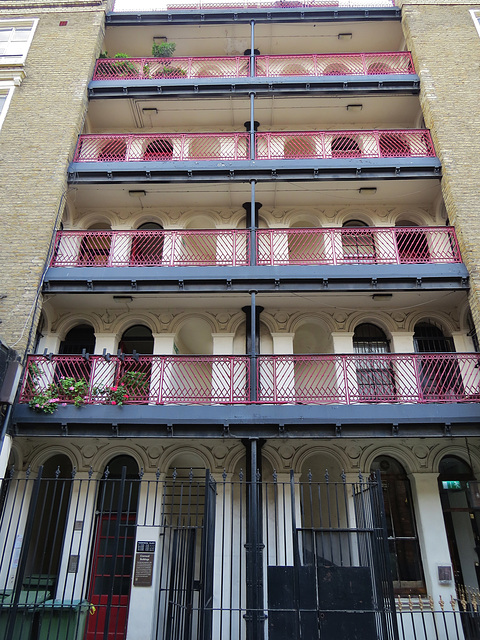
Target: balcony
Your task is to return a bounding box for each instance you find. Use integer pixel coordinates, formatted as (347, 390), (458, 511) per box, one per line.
(50, 226), (460, 268)
(93, 52), (413, 80)
(68, 129), (440, 183)
(15, 352), (480, 436)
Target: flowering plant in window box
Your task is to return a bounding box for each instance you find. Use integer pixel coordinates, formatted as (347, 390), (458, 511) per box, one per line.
(102, 371), (149, 406)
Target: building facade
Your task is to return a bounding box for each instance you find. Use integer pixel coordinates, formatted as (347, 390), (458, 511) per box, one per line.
(1, 0), (480, 638)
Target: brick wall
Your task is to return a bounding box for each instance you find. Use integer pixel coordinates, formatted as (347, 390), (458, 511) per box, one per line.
(0, 1), (111, 355)
(402, 0), (480, 335)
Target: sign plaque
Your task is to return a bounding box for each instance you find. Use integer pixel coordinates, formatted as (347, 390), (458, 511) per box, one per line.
(133, 552), (154, 587)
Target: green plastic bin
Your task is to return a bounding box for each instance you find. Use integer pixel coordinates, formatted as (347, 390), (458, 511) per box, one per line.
(38, 599), (90, 640)
(0, 590), (50, 640)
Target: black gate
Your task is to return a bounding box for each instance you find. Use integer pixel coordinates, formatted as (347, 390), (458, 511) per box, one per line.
(267, 470), (399, 640)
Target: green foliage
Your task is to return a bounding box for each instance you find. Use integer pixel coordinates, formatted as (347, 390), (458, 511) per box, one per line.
(29, 385), (59, 414)
(99, 50), (109, 59)
(103, 371), (149, 406)
(57, 377), (90, 407)
(152, 42), (176, 58)
(27, 365), (89, 414)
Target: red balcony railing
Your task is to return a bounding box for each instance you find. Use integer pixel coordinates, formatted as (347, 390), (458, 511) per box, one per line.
(164, 0), (396, 10)
(21, 353), (480, 407)
(92, 52), (414, 81)
(50, 226), (461, 268)
(72, 130), (435, 163)
(51, 229), (250, 267)
(256, 226), (461, 265)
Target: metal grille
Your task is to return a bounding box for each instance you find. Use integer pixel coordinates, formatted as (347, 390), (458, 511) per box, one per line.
(20, 353), (480, 407)
(51, 229), (250, 268)
(72, 130), (435, 163)
(93, 56), (250, 80)
(165, 0), (396, 9)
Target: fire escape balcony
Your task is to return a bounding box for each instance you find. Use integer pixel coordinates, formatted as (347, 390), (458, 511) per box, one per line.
(68, 129), (441, 183)
(13, 353), (480, 437)
(88, 52), (418, 98)
(43, 226), (469, 293)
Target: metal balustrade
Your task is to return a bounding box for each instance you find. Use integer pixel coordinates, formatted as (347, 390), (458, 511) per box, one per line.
(21, 353), (480, 407)
(165, 0), (396, 9)
(92, 52), (414, 81)
(51, 229), (250, 267)
(256, 226), (461, 265)
(72, 130), (435, 163)
(50, 226), (461, 268)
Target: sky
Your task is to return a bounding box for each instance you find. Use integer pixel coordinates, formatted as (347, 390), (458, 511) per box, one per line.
(112, 0), (388, 11)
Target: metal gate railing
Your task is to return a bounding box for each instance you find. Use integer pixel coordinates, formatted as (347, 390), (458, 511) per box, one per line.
(0, 467), (475, 640)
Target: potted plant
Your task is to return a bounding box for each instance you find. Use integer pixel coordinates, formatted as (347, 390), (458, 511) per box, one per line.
(150, 41), (186, 79)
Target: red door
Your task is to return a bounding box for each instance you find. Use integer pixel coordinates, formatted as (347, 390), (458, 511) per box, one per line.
(86, 514), (136, 640)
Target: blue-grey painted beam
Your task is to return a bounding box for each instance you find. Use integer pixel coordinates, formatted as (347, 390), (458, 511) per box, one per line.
(11, 402), (480, 440)
(88, 74), (420, 100)
(106, 7), (401, 26)
(67, 157), (442, 184)
(43, 263), (469, 294)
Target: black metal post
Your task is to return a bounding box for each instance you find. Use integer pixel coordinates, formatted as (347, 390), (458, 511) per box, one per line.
(250, 20), (255, 78)
(243, 438), (265, 640)
(242, 295), (263, 402)
(242, 197), (261, 267)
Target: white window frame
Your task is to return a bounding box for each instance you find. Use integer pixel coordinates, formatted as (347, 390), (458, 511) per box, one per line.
(470, 10), (480, 38)
(0, 18), (38, 67)
(0, 84), (14, 131)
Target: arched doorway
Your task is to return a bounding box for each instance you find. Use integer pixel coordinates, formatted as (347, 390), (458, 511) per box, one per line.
(371, 455), (424, 594)
(143, 138), (174, 161)
(341, 220), (376, 263)
(413, 322), (463, 400)
(331, 135), (361, 158)
(438, 456), (480, 592)
(58, 324), (96, 387)
(130, 222), (164, 266)
(116, 325), (154, 403)
(78, 223), (112, 266)
(86, 455), (140, 640)
(395, 219), (430, 264)
(353, 324), (395, 401)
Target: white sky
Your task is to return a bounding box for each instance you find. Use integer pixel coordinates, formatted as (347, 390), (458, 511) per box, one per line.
(112, 0), (388, 11)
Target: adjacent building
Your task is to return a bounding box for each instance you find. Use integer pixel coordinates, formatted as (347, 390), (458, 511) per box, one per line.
(0, 0), (480, 638)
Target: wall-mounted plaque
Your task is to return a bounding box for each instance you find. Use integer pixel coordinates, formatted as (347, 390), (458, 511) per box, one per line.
(133, 552), (154, 587)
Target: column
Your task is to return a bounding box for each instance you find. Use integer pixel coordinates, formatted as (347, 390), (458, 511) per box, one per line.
(452, 332), (480, 398)
(0, 435), (12, 478)
(212, 333), (235, 402)
(92, 333), (117, 401)
(409, 473), (457, 602)
(331, 332), (354, 403)
(152, 333), (175, 403)
(390, 332), (419, 402)
(270, 333), (295, 402)
(31, 334), (60, 390)
(343, 472), (363, 567)
(161, 227), (183, 266)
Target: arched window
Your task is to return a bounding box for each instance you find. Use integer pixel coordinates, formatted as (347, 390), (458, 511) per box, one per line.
(97, 139), (127, 162)
(331, 136), (361, 158)
(87, 455), (140, 640)
(371, 455), (424, 594)
(341, 219), (376, 263)
(438, 456), (480, 591)
(119, 325), (154, 355)
(116, 325), (154, 404)
(284, 136), (316, 159)
(323, 62), (349, 76)
(353, 324), (395, 400)
(143, 139), (174, 161)
(130, 222), (164, 266)
(366, 62), (394, 75)
(414, 322), (463, 400)
(78, 223), (112, 266)
(58, 324), (95, 384)
(395, 220), (430, 264)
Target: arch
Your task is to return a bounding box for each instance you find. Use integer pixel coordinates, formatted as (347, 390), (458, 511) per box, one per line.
(330, 135), (361, 158)
(174, 316), (214, 355)
(278, 62), (310, 76)
(143, 138), (174, 161)
(59, 323), (96, 354)
(367, 62), (395, 75)
(293, 321), (332, 354)
(78, 222), (112, 266)
(353, 324), (394, 401)
(341, 219), (376, 263)
(110, 313), (159, 338)
(119, 324), (154, 355)
(130, 221), (164, 266)
(413, 321), (455, 353)
(323, 62), (349, 76)
(394, 219), (430, 263)
(97, 138), (127, 162)
(406, 311), (458, 337)
(371, 455), (425, 594)
(345, 312), (395, 337)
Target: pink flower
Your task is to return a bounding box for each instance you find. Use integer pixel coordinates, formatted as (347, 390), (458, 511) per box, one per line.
(111, 386), (118, 392)
(111, 400), (117, 405)
(120, 383), (125, 387)
(69, 386), (74, 391)
(123, 394), (128, 399)
(35, 403), (40, 408)
(62, 403), (67, 407)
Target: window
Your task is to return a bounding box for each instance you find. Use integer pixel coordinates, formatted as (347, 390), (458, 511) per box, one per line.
(470, 10), (480, 38)
(0, 19), (37, 65)
(0, 87), (14, 131)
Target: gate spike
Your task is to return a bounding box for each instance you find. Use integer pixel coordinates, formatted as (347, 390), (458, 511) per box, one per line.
(273, 469), (277, 483)
(450, 596), (456, 612)
(428, 595), (434, 611)
(222, 468), (227, 481)
(26, 465), (31, 479)
(239, 468), (244, 481)
(189, 468), (194, 482)
(358, 470), (364, 482)
(139, 467), (144, 480)
(104, 466), (110, 479)
(55, 466), (61, 479)
(71, 466), (77, 479)
(341, 469), (346, 483)
(438, 595), (445, 611)
(418, 595), (424, 611)
(8, 465), (14, 479)
(172, 468), (177, 481)
(256, 469), (261, 482)
(308, 469), (312, 483)
(88, 466), (93, 479)
(324, 469), (329, 482)
(156, 468), (160, 481)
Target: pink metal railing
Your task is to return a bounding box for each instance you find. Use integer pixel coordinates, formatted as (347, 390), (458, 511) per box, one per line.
(51, 229), (250, 267)
(255, 129), (435, 159)
(164, 0), (396, 10)
(257, 353), (480, 404)
(50, 226), (461, 268)
(256, 52), (414, 77)
(73, 130), (435, 163)
(22, 355), (250, 405)
(93, 56), (250, 80)
(73, 132), (249, 162)
(92, 52), (414, 81)
(256, 226), (461, 265)
(21, 353), (480, 407)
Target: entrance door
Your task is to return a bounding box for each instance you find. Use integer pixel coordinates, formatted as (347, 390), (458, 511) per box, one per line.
(86, 514), (136, 640)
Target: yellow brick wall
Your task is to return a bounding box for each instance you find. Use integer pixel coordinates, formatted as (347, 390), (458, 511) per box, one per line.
(0, 1), (110, 355)
(402, 1), (480, 336)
